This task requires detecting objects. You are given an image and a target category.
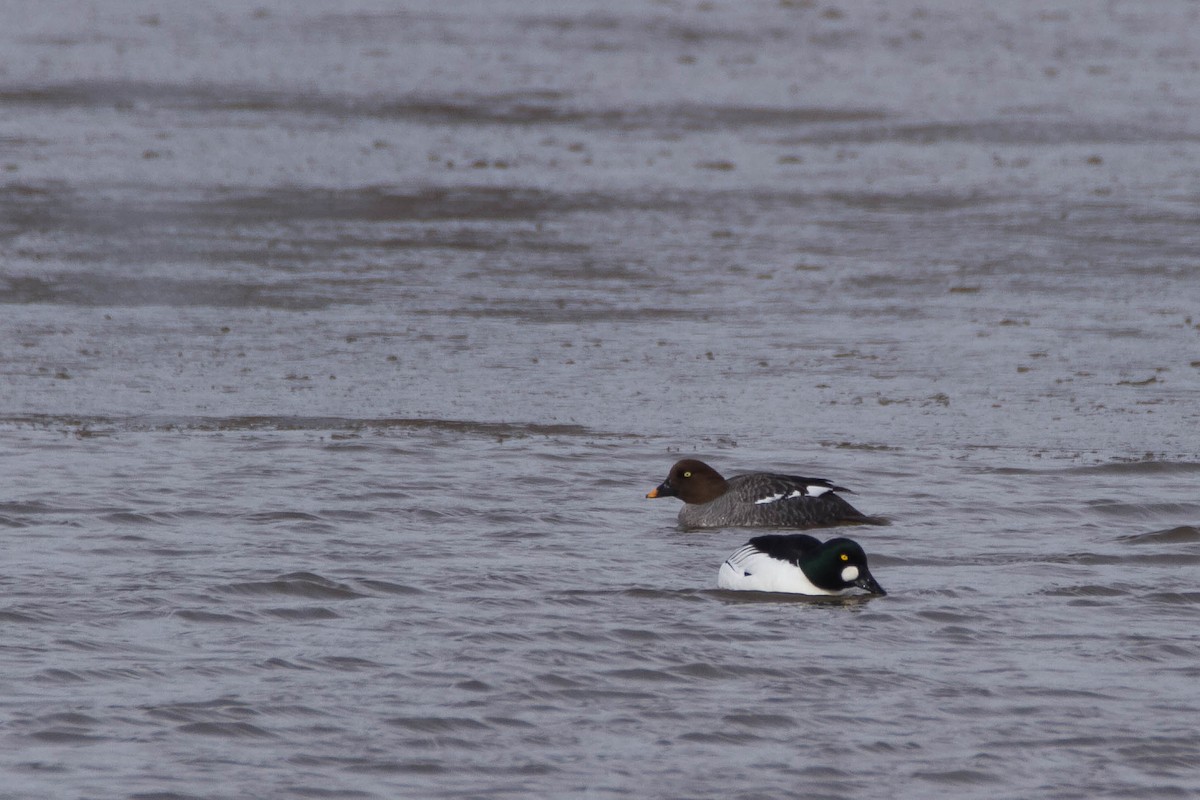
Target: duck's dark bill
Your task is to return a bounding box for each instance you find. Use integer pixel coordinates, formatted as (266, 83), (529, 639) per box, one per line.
(855, 574), (887, 596)
(646, 482), (675, 499)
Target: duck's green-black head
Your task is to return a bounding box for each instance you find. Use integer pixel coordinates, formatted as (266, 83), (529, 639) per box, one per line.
(808, 538), (887, 596)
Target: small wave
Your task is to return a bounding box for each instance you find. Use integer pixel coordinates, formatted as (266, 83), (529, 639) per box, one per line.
(317, 509), (377, 522)
(21, 712), (105, 745)
(0, 608), (52, 624)
(794, 119), (1196, 147)
(482, 715), (535, 729)
(454, 630), (537, 645)
(913, 768), (1003, 786)
(679, 730), (766, 744)
(674, 662), (791, 680)
(602, 668), (686, 683)
(722, 712), (797, 729)
(100, 511), (161, 525)
(0, 500), (55, 514)
(28, 729), (107, 743)
(0, 273), (334, 310)
(145, 697), (258, 724)
(456, 680), (493, 693)
(262, 607), (341, 620)
(36, 712), (100, 726)
(0, 413), (600, 439)
(384, 761), (447, 775)
(1115, 526), (1200, 545)
(216, 572), (366, 600)
(297, 655), (382, 671)
(501, 761), (559, 776)
(828, 189), (998, 214)
(917, 609), (974, 623)
(259, 658), (312, 671)
(0, 80), (886, 136)
(152, 509), (229, 522)
(711, 589), (881, 606)
(177, 721), (275, 738)
(1087, 501), (1200, 519)
(610, 627), (662, 643)
(1144, 591), (1200, 605)
(384, 716), (492, 733)
(33, 669), (89, 684)
(35, 666), (159, 684)
(1065, 459), (1200, 476)
(1041, 584), (1132, 598)
(1054, 552), (1200, 566)
(356, 579), (424, 595)
(619, 587), (707, 602)
(173, 609), (255, 623)
(532, 672), (586, 690)
(819, 440), (903, 452)
(244, 511), (323, 523)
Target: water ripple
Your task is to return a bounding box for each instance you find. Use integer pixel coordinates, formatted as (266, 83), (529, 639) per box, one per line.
(214, 572), (367, 600)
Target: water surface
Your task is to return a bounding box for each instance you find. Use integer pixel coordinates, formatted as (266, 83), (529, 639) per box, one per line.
(2, 1), (1200, 797)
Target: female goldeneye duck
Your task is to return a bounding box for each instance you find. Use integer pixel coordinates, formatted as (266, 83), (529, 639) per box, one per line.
(646, 458), (883, 530)
(718, 534), (887, 596)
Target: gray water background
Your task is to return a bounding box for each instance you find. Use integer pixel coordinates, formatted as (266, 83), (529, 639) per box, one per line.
(2, 1), (1200, 797)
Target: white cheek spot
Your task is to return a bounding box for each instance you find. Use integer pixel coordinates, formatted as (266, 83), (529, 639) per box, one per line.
(754, 493), (784, 505)
(840, 565), (860, 582)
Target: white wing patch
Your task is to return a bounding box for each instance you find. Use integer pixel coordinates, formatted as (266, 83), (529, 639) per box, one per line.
(756, 486), (832, 504)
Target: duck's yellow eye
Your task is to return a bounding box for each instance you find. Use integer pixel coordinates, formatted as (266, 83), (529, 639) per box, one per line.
(840, 553), (849, 561)
(683, 471), (692, 478)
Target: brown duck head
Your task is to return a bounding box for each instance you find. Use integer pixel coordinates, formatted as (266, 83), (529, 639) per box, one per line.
(646, 459), (728, 505)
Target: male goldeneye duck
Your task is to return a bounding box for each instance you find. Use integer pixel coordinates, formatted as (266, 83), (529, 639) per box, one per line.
(718, 534), (887, 596)
(646, 458), (883, 530)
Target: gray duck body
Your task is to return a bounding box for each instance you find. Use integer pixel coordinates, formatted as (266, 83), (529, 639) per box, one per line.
(648, 459), (883, 530)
